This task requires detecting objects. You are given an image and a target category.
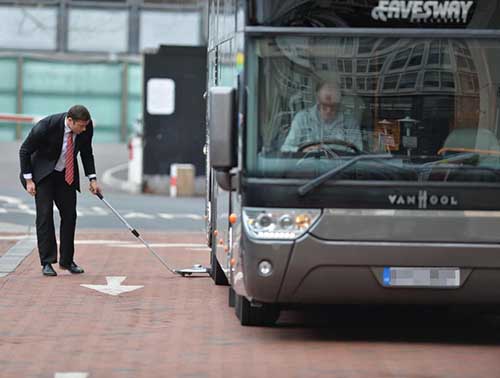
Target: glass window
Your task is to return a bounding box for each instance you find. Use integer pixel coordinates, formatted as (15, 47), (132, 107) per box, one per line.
(246, 36), (500, 184)
(427, 41), (441, 64)
(0, 5), (57, 50)
(358, 38), (377, 54)
(368, 58), (385, 72)
(399, 72), (418, 89)
(337, 60), (344, 72)
(408, 44), (424, 67)
(140, 10), (201, 50)
(356, 77), (366, 90)
(390, 49), (411, 70)
(367, 77), (378, 91)
(356, 59), (368, 73)
(424, 71), (440, 88)
(68, 8), (128, 53)
(344, 60), (353, 73)
(441, 72), (455, 89)
(383, 75), (399, 90)
(341, 76), (353, 89)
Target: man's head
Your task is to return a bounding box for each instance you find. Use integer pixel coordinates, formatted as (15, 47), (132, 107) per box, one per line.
(67, 105), (91, 134)
(316, 82), (342, 122)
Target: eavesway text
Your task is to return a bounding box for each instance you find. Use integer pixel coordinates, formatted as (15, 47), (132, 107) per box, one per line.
(372, 1), (474, 23)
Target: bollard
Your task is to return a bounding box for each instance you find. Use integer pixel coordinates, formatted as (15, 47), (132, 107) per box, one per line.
(170, 164), (195, 197)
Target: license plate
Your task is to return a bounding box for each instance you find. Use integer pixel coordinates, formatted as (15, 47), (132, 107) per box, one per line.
(383, 267), (460, 288)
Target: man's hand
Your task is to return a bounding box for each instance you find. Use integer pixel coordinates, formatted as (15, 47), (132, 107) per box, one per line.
(26, 179), (36, 196)
(89, 179), (102, 196)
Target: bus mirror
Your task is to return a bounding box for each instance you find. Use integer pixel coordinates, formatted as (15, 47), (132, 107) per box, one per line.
(209, 86), (237, 169)
(215, 170), (236, 192)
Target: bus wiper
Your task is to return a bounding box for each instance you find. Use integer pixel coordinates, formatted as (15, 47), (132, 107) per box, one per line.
(297, 154), (393, 196)
(421, 152), (479, 167)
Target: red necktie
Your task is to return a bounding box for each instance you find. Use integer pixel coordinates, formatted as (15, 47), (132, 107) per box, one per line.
(65, 132), (74, 185)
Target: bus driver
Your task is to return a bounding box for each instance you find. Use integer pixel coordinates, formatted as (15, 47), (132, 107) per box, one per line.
(280, 81), (363, 153)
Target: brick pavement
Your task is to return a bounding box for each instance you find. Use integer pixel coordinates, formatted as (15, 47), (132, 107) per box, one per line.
(1, 230), (500, 378)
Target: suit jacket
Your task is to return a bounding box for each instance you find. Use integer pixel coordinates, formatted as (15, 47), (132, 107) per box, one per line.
(19, 112), (96, 192)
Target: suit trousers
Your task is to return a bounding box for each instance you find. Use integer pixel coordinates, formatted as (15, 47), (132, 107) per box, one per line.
(34, 170), (77, 266)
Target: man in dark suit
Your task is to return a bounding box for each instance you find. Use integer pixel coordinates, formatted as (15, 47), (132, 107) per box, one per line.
(19, 105), (102, 276)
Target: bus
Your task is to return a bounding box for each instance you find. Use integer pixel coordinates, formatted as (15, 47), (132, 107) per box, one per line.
(205, 0), (500, 326)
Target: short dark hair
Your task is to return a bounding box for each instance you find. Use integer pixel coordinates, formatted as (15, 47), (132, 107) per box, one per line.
(67, 105), (91, 121)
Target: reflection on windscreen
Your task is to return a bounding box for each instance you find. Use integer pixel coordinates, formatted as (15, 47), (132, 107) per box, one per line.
(246, 36), (500, 183)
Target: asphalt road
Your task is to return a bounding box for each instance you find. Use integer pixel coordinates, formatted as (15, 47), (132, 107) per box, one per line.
(0, 141), (206, 232)
(1, 189), (205, 232)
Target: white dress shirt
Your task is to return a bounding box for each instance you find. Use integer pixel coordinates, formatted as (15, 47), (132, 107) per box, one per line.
(54, 120), (75, 172)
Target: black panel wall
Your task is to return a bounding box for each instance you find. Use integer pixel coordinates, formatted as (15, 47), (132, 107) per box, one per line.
(143, 45), (207, 176)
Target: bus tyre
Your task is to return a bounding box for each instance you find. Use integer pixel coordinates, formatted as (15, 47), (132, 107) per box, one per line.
(234, 294), (280, 326)
(210, 244), (229, 286)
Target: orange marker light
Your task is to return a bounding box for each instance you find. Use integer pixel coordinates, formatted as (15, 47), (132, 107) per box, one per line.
(229, 213), (237, 225)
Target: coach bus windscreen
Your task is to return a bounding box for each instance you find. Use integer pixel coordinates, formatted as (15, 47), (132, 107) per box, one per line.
(245, 36), (500, 183)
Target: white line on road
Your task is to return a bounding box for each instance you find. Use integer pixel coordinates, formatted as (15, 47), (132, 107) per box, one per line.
(158, 213), (174, 219)
(123, 212), (155, 219)
(158, 213), (203, 220)
(107, 243), (206, 248)
(17, 204), (36, 215)
(0, 195), (23, 205)
(74, 240), (130, 245)
(0, 237), (207, 249)
(54, 372), (89, 378)
(0, 235), (29, 240)
(91, 206), (108, 215)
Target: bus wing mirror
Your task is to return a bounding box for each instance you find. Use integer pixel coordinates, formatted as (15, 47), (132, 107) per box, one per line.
(215, 170), (237, 192)
(209, 86), (237, 170)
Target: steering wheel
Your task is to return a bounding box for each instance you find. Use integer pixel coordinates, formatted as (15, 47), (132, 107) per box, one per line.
(297, 138), (361, 155)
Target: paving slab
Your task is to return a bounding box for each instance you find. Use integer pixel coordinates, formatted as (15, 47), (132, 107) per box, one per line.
(1, 230), (500, 378)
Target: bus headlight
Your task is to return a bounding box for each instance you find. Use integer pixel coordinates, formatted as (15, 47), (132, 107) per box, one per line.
(243, 207), (321, 240)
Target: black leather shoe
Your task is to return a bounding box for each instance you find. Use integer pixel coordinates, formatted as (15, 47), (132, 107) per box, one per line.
(42, 264), (57, 276)
(59, 262), (84, 274)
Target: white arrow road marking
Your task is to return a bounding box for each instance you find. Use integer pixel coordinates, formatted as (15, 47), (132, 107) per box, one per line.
(54, 373), (89, 378)
(81, 276), (143, 296)
(123, 212), (155, 219)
